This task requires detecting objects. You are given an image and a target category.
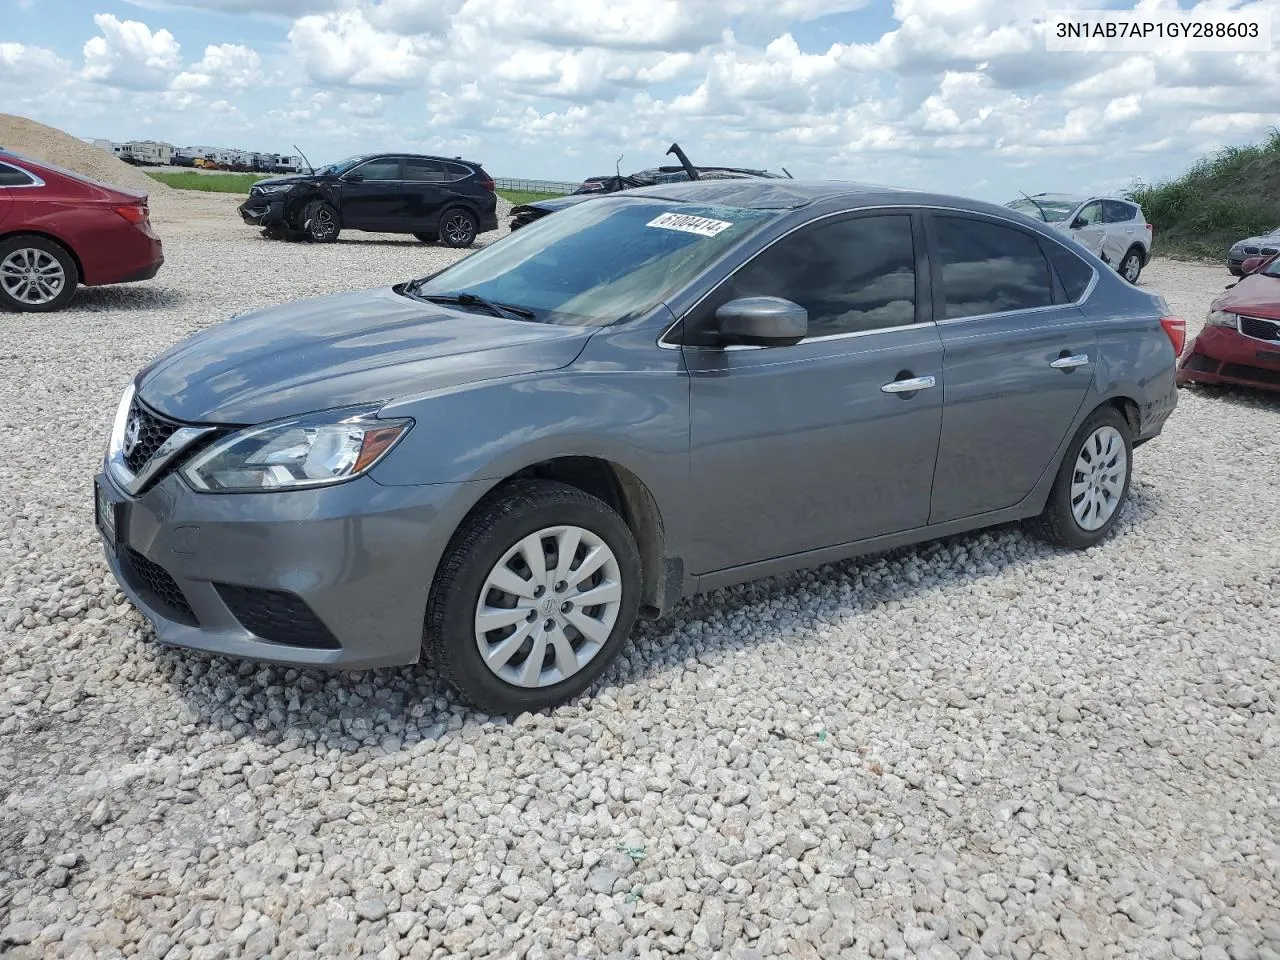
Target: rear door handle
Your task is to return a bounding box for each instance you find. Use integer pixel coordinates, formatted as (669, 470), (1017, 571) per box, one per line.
(881, 375), (937, 393)
(1050, 354), (1090, 370)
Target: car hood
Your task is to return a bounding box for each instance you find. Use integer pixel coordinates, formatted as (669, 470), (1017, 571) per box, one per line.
(136, 287), (593, 424)
(1212, 272), (1280, 319)
(1231, 231), (1280, 248)
(252, 174), (328, 189)
(513, 194), (596, 216)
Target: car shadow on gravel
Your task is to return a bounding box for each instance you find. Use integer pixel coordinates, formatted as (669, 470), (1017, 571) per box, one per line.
(151, 485), (1166, 752)
(1180, 383), (1280, 410)
(72, 286), (185, 311)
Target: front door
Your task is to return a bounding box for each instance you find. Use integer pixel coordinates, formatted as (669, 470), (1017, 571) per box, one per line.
(683, 211), (945, 574)
(1068, 200), (1107, 262)
(925, 212), (1096, 524)
(339, 157), (408, 230)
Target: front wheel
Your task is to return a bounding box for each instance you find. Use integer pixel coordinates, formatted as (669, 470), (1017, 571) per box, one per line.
(425, 480), (642, 714)
(439, 208), (478, 248)
(1028, 407), (1133, 549)
(1119, 246), (1144, 284)
(302, 200), (340, 243)
(0, 236), (79, 312)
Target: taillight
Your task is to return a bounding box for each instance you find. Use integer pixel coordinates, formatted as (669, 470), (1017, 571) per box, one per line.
(1146, 223), (1153, 234)
(114, 204), (148, 225)
(478, 177), (494, 192)
(1160, 316), (1186, 356)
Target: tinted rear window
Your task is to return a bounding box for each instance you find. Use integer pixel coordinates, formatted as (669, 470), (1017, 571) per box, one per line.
(1042, 239), (1095, 301)
(933, 216), (1054, 318)
(1104, 200), (1138, 223)
(0, 162), (35, 187)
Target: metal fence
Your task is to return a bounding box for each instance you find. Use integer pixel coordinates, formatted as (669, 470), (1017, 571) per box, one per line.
(493, 177), (579, 195)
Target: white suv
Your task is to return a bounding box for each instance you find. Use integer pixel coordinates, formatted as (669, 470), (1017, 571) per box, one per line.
(1005, 194), (1152, 284)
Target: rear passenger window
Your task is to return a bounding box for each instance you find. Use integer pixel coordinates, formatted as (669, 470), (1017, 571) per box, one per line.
(444, 162), (472, 180)
(1042, 240), (1095, 302)
(1103, 200), (1137, 223)
(404, 158), (447, 182)
(724, 214), (916, 338)
(0, 162), (35, 187)
(933, 216), (1053, 319)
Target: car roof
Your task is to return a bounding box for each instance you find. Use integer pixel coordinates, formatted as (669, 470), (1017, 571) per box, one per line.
(614, 179), (1043, 221)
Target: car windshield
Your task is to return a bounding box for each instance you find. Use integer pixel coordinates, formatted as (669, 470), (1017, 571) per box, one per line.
(406, 197), (776, 326)
(315, 155), (369, 176)
(1005, 198), (1079, 223)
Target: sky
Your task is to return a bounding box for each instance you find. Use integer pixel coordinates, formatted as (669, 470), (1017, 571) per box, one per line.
(2, 0), (1278, 202)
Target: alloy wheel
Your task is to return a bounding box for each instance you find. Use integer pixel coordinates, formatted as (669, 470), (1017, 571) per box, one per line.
(312, 208), (336, 240)
(1122, 253), (1141, 283)
(1, 248), (65, 305)
(474, 525), (622, 688)
(1070, 425), (1128, 531)
(444, 213), (475, 245)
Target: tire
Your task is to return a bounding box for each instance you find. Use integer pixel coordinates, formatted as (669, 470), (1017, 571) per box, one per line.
(1228, 264), (1243, 277)
(1028, 406), (1133, 550)
(425, 479), (642, 714)
(1119, 246), (1144, 284)
(413, 232), (438, 244)
(301, 200), (340, 243)
(439, 208), (478, 248)
(0, 235), (79, 313)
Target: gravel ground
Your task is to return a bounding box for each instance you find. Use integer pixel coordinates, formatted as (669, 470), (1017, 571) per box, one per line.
(1, 202), (1278, 960)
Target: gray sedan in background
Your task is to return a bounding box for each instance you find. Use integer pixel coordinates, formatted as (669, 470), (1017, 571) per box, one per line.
(96, 180), (1181, 713)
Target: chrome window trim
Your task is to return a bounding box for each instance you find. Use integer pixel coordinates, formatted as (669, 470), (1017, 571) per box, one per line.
(656, 202), (1098, 350)
(0, 160), (45, 189)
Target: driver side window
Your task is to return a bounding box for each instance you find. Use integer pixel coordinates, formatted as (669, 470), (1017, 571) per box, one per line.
(350, 158), (401, 181)
(1075, 201), (1103, 227)
(709, 214), (918, 340)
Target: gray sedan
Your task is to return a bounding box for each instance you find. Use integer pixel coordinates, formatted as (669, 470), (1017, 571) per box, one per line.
(96, 180), (1181, 713)
(1226, 226), (1280, 275)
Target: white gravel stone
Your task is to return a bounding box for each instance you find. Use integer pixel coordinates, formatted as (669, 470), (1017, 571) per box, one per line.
(0, 212), (1277, 960)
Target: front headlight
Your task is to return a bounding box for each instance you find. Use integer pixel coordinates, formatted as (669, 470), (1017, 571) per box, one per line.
(106, 381), (136, 460)
(254, 182), (293, 195)
(181, 407), (412, 492)
(1206, 310), (1238, 328)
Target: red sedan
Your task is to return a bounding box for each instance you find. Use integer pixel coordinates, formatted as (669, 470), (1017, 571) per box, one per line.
(1177, 252), (1280, 393)
(0, 148), (163, 312)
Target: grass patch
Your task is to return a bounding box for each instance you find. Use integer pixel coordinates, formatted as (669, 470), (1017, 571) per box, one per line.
(498, 189), (566, 205)
(146, 170), (270, 194)
(1127, 128), (1280, 260)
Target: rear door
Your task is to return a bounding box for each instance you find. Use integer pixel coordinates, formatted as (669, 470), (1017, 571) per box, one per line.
(402, 158), (450, 229)
(338, 157), (406, 230)
(0, 160), (29, 228)
(1102, 199), (1142, 265)
(926, 212), (1096, 524)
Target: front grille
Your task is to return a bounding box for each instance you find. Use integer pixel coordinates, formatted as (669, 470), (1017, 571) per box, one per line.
(1239, 316), (1280, 342)
(125, 548), (198, 625)
(215, 583), (340, 649)
(1220, 363), (1280, 386)
(1243, 245), (1260, 254)
(124, 400), (180, 474)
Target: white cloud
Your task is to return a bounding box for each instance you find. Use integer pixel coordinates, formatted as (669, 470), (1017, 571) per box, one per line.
(171, 44), (264, 90)
(81, 14), (182, 91)
(289, 10), (436, 89)
(0, 43), (71, 83)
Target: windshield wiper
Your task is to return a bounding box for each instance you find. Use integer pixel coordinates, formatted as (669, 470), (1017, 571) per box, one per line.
(416, 291), (535, 320)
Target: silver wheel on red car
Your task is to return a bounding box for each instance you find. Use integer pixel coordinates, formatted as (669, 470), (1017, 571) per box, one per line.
(1070, 425), (1128, 531)
(474, 525), (623, 688)
(0, 237), (79, 313)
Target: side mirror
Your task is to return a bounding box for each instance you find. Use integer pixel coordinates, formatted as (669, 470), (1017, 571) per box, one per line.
(342, 172), (364, 183)
(1241, 255), (1265, 275)
(715, 297), (807, 347)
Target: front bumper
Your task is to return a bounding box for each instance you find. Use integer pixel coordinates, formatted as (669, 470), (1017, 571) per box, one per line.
(1177, 325), (1280, 393)
(95, 469), (489, 669)
(238, 197), (288, 227)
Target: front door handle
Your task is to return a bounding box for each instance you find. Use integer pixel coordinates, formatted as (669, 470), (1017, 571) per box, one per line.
(881, 375), (937, 394)
(1050, 354), (1090, 370)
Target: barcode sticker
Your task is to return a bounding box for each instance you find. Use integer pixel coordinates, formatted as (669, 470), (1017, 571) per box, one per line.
(645, 212), (734, 237)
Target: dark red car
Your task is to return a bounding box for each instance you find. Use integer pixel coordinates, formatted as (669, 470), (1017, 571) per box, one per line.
(0, 148), (163, 313)
(1177, 252), (1280, 393)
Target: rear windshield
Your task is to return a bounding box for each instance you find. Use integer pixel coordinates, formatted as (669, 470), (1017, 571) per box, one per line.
(408, 197), (776, 325)
(1006, 198), (1078, 223)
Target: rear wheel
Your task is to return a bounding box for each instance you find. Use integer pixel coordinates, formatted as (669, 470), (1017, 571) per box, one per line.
(1119, 246), (1144, 284)
(1028, 407), (1133, 549)
(439, 208), (478, 248)
(302, 200), (340, 243)
(0, 236), (79, 313)
(425, 480), (642, 714)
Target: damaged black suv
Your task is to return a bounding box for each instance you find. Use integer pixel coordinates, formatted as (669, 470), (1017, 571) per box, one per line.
(238, 153), (499, 247)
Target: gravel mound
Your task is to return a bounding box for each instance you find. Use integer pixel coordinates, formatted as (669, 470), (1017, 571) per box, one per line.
(0, 114), (170, 195)
(0, 241), (1277, 960)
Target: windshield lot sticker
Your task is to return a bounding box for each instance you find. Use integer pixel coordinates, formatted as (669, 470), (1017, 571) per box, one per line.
(646, 213), (734, 237)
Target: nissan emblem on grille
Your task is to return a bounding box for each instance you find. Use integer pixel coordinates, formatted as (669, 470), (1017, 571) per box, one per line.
(123, 413), (141, 457)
